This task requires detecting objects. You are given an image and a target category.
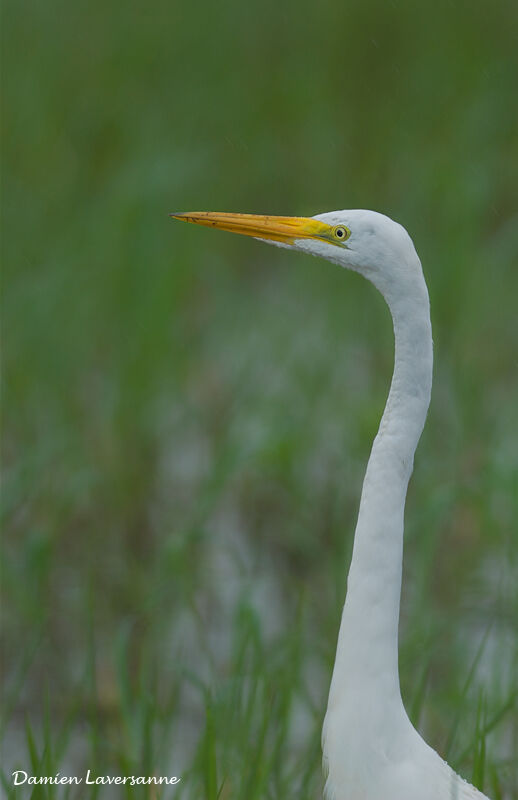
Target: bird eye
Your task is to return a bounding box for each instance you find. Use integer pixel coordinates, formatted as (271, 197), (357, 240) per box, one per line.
(333, 225), (350, 242)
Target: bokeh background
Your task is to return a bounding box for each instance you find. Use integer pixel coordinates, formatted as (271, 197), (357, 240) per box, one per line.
(2, 0), (518, 797)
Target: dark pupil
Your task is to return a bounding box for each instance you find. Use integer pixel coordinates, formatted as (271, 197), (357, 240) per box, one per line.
(337, 229), (343, 237)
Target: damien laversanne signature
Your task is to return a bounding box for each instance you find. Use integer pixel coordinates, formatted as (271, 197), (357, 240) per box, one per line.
(12, 770), (181, 787)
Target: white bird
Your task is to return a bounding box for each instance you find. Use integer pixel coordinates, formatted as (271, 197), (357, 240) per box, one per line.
(171, 209), (490, 800)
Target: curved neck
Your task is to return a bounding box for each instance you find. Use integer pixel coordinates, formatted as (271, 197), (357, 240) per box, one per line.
(327, 268), (433, 723)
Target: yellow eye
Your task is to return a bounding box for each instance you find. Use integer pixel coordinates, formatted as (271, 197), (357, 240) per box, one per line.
(333, 225), (350, 242)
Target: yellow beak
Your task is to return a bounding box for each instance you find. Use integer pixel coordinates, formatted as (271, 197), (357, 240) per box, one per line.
(170, 211), (334, 246)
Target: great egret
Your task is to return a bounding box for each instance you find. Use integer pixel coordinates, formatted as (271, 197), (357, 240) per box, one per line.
(171, 209), (490, 800)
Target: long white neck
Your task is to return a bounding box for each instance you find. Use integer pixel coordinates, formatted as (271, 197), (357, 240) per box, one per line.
(325, 264), (433, 738)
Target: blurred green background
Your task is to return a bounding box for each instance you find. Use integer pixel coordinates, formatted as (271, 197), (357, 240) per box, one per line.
(2, 0), (518, 797)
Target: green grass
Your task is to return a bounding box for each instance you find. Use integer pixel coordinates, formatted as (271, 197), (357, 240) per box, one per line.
(2, 0), (518, 797)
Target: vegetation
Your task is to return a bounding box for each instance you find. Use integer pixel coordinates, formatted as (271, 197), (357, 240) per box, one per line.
(2, 0), (517, 796)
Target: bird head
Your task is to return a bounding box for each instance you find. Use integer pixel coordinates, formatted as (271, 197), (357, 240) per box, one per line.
(170, 209), (422, 302)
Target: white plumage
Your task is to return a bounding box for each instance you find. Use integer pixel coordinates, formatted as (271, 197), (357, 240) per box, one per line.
(171, 208), (490, 800)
